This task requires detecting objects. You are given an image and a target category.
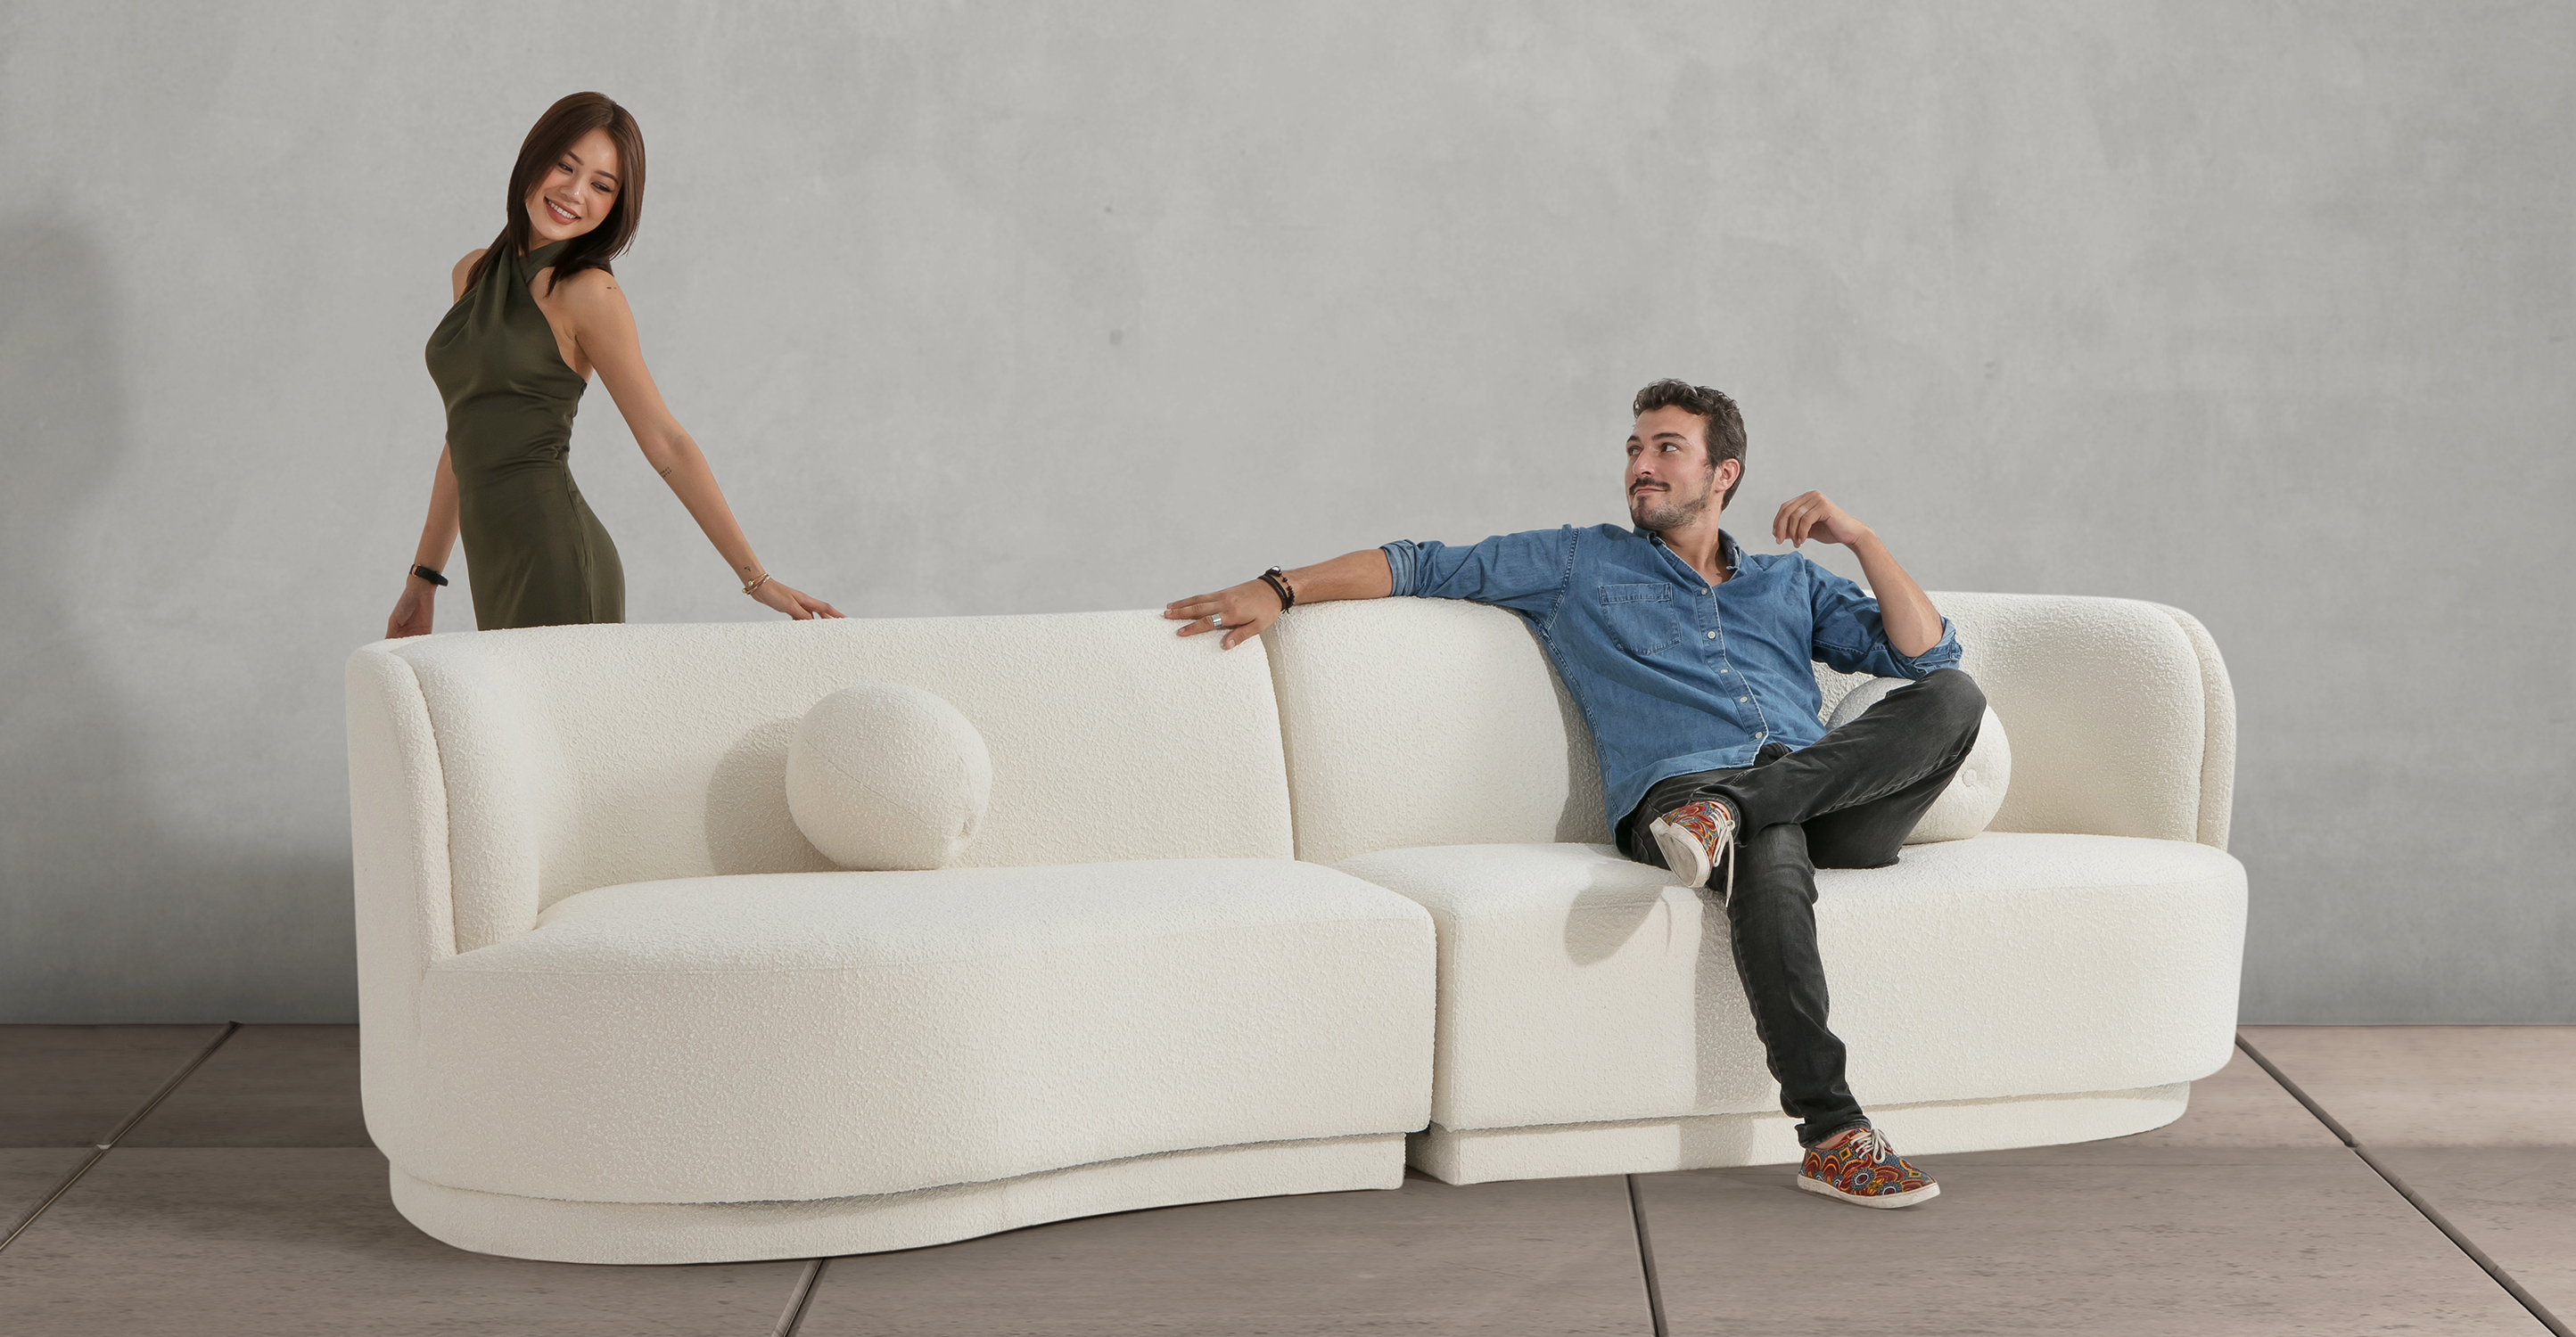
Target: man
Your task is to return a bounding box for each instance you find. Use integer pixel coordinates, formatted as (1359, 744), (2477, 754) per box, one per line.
(1165, 380), (1985, 1208)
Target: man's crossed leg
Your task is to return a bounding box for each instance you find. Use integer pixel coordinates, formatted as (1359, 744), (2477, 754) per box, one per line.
(1616, 668), (1987, 1207)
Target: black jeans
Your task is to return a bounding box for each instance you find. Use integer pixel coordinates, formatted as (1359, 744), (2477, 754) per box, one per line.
(1614, 668), (1987, 1147)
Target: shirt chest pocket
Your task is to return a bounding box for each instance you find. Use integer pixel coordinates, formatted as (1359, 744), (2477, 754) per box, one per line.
(1597, 583), (1687, 656)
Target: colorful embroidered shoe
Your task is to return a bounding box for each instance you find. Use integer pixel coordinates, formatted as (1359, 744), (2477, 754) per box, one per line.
(1797, 1125), (1940, 1208)
(1648, 799), (1736, 903)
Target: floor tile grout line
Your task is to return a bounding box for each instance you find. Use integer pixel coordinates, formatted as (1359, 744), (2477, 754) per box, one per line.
(0, 1147), (109, 1256)
(98, 1021), (243, 1147)
(2232, 1033), (2359, 1145)
(1624, 1174), (1671, 1337)
(772, 1256), (828, 1337)
(0, 1021), (242, 1257)
(2235, 1032), (2572, 1337)
(2347, 1143), (2573, 1337)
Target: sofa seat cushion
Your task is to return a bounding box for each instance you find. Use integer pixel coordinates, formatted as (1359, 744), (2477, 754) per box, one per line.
(406, 859), (1434, 1205)
(1335, 833), (2244, 1134)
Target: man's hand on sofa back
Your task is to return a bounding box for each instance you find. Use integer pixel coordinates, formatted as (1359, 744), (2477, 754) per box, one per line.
(1165, 548), (1394, 651)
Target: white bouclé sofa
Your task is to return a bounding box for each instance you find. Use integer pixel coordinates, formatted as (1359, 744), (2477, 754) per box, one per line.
(345, 592), (2243, 1263)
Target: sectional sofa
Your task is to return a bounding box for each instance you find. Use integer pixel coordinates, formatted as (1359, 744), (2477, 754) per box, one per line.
(343, 592), (2243, 1264)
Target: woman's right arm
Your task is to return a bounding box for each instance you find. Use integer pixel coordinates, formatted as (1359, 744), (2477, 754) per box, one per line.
(384, 252), (488, 639)
(386, 445), (459, 639)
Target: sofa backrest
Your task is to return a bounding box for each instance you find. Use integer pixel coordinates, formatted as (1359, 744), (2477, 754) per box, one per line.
(1263, 593), (2232, 866)
(375, 611), (1295, 953)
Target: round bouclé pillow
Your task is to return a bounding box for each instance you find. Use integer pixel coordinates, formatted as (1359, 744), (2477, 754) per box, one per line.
(1825, 677), (2012, 844)
(786, 683), (992, 871)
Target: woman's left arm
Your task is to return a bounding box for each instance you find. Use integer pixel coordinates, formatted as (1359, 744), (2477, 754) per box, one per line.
(566, 269), (842, 620)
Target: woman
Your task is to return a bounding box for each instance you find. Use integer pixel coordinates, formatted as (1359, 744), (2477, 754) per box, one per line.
(388, 92), (838, 637)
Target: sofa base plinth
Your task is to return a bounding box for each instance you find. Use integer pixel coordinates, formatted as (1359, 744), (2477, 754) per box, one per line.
(1409, 1083), (2191, 1184)
(391, 1133), (1405, 1265)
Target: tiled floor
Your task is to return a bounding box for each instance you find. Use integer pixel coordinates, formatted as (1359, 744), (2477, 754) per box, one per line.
(2, 1027), (2569, 1335)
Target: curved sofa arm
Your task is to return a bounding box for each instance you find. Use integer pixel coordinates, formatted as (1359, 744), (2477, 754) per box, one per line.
(2152, 604), (2236, 851)
(345, 645), (463, 1160)
(369, 636), (551, 956)
(1923, 593), (2233, 849)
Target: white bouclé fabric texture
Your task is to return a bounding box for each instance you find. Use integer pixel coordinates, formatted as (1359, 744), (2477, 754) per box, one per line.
(2152, 603), (2237, 850)
(1824, 677), (2010, 843)
(345, 650), (459, 1167)
(388, 611), (1296, 951)
(1263, 599), (1610, 867)
(407, 858), (1434, 1204)
(1937, 594), (2208, 844)
(345, 592), (2241, 1258)
(1266, 592), (2227, 863)
(1337, 833), (2244, 1136)
(787, 683), (992, 870)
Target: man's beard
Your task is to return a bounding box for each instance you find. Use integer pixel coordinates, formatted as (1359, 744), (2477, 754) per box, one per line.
(1629, 482), (1712, 533)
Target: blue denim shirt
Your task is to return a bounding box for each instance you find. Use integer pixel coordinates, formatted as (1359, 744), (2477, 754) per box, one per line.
(1381, 524), (1962, 830)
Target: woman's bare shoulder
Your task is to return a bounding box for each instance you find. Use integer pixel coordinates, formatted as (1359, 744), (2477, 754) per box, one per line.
(552, 266), (630, 323)
(449, 249), (488, 302)
(554, 265), (622, 299)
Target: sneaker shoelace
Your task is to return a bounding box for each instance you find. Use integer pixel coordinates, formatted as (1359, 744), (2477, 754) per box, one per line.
(1833, 1126), (1887, 1165)
(1707, 805), (1736, 906)
(1720, 808), (1741, 906)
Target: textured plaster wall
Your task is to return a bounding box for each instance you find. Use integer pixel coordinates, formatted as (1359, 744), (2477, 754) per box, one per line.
(1, 3), (2567, 1021)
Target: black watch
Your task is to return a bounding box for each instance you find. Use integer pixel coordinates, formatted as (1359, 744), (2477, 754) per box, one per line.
(410, 564), (449, 587)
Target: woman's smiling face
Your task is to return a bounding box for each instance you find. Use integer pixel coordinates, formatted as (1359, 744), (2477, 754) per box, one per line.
(523, 127), (621, 248)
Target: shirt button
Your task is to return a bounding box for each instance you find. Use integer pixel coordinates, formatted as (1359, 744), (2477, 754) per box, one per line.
(1704, 630), (1716, 640)
(1756, 731), (1767, 739)
(1738, 695), (1749, 702)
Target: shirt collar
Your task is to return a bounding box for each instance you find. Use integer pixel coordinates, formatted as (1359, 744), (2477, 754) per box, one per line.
(1646, 528), (1741, 580)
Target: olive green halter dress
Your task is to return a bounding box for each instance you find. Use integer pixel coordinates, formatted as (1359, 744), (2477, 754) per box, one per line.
(424, 236), (625, 629)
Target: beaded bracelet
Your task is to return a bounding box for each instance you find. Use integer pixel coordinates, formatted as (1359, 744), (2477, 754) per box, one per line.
(1259, 567), (1296, 611)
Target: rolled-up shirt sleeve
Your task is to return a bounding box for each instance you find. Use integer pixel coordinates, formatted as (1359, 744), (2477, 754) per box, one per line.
(1805, 556), (1963, 678)
(1380, 527), (1575, 621)
(1380, 539), (1424, 598)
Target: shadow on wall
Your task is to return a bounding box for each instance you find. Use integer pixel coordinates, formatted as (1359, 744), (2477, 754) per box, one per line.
(0, 217), (352, 1021)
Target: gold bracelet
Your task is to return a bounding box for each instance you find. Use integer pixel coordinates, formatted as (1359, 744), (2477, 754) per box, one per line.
(742, 572), (773, 596)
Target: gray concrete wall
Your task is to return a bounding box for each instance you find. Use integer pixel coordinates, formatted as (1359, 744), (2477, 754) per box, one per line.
(2, 2), (2566, 1021)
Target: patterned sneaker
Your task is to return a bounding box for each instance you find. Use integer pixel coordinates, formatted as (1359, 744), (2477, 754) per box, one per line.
(1648, 800), (1736, 903)
(1797, 1125), (1940, 1208)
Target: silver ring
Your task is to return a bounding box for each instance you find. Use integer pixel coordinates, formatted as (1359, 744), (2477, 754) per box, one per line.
(1211, 613), (1225, 628)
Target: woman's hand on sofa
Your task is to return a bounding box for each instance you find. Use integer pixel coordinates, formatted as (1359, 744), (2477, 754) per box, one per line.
(750, 578), (845, 620)
(386, 578), (436, 640)
(1165, 579), (1283, 650)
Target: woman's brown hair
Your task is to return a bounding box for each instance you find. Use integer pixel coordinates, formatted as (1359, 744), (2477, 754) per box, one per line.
(462, 92), (646, 299)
